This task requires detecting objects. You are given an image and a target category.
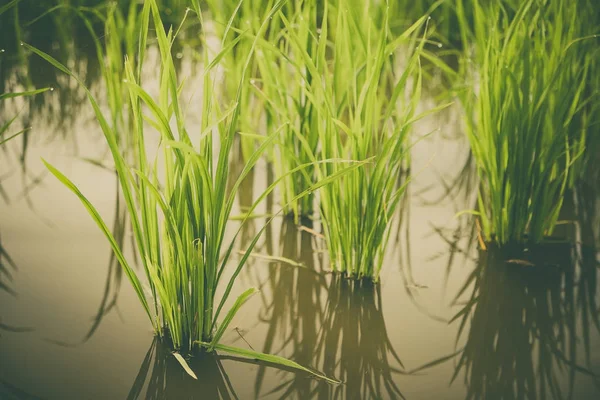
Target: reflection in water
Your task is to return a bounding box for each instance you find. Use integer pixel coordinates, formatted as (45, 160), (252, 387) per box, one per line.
(1, 1), (108, 204)
(127, 339), (239, 400)
(0, 0), (100, 126)
(255, 218), (405, 399)
(0, 377), (44, 400)
(0, 229), (32, 335)
(0, 0), (197, 103)
(416, 123), (479, 293)
(255, 218), (328, 398)
(0, 230), (17, 299)
(573, 179), (600, 370)
(452, 243), (600, 399)
(0, 0), (199, 200)
(315, 277), (405, 400)
(83, 174), (128, 342)
(1, 1), (199, 343)
(422, 150), (477, 210)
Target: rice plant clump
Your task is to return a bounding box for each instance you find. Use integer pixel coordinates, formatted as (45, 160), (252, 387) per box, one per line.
(251, 0), (440, 231)
(205, 0), (301, 164)
(462, 0), (594, 247)
(311, 2), (432, 280)
(254, 0), (341, 221)
(30, 0), (337, 381)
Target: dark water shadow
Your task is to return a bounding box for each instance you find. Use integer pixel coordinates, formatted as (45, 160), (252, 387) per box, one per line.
(410, 158), (600, 399)
(0, 377), (44, 400)
(447, 242), (600, 400)
(253, 217), (406, 399)
(313, 277), (406, 400)
(126, 339), (240, 400)
(422, 150), (479, 301)
(0, 0), (201, 205)
(254, 217), (328, 398)
(0, 228), (33, 335)
(0, 0), (101, 126)
(0, 229), (17, 298)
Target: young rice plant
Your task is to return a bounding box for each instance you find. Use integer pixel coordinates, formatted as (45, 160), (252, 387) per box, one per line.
(462, 0), (594, 247)
(297, 1), (441, 280)
(29, 0), (346, 381)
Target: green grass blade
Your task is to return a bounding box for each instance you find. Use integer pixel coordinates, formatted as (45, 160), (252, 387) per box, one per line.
(0, 87), (52, 100)
(0, 127), (30, 146)
(209, 287), (258, 350)
(0, 0), (20, 16)
(173, 353), (198, 380)
(203, 343), (340, 384)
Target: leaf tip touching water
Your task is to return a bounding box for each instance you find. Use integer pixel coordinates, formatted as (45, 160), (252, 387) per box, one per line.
(173, 352), (198, 380)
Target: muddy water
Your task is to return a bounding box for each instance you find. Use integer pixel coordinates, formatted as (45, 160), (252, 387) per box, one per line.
(1, 7), (600, 400)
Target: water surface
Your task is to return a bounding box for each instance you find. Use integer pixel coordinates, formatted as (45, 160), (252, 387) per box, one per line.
(1, 3), (599, 399)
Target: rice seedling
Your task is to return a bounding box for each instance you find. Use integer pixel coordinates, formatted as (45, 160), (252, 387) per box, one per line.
(561, 0), (600, 186)
(224, 2), (308, 219)
(27, 0), (359, 381)
(210, 0), (425, 229)
(461, 0), (596, 247)
(249, 0), (422, 223)
(211, 0), (446, 231)
(204, 0), (290, 162)
(300, 1), (439, 280)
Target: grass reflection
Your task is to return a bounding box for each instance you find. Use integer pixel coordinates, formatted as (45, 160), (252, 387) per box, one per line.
(254, 217), (406, 399)
(451, 242), (600, 399)
(127, 339), (239, 400)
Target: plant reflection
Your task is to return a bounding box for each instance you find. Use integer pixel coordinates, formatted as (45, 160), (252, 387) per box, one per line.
(0, 0), (199, 201)
(0, 229), (33, 335)
(0, 230), (17, 299)
(0, 376), (44, 400)
(127, 339), (239, 400)
(254, 218), (328, 398)
(572, 173), (600, 369)
(450, 241), (600, 399)
(315, 277), (405, 400)
(1, 1), (101, 147)
(255, 217), (406, 399)
(83, 174), (128, 342)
